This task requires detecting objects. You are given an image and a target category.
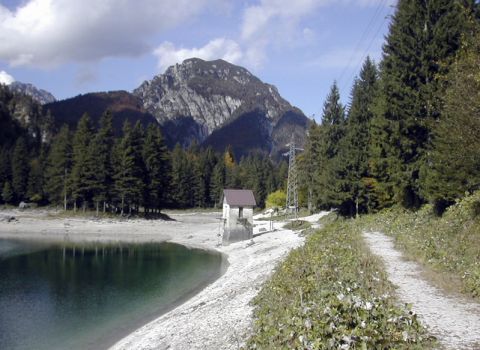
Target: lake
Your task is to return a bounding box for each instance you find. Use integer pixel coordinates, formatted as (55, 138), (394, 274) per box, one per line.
(0, 239), (225, 350)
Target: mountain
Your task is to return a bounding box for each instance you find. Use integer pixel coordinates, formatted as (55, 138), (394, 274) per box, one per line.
(134, 58), (310, 157)
(9, 81), (56, 105)
(45, 91), (158, 134)
(0, 84), (53, 148)
(46, 58), (310, 157)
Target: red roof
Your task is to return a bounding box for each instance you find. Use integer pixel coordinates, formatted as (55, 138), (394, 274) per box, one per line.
(223, 189), (256, 206)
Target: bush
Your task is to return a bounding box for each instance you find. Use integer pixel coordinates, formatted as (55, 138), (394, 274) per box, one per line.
(265, 190), (286, 209)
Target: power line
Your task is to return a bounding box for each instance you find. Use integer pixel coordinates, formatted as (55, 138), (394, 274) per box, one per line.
(337, 0), (387, 87)
(341, 3), (395, 94)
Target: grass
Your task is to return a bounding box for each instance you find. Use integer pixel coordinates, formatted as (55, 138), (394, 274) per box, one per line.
(361, 191), (480, 299)
(256, 208), (312, 222)
(245, 214), (434, 349)
(283, 220), (311, 231)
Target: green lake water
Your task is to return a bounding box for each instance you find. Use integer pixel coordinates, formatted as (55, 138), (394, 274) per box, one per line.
(0, 239), (225, 350)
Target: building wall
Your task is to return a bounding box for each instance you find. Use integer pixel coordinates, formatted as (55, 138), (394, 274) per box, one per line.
(223, 205), (254, 245)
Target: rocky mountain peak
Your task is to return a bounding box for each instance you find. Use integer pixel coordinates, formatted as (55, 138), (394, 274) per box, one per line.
(133, 58), (302, 150)
(9, 81), (56, 105)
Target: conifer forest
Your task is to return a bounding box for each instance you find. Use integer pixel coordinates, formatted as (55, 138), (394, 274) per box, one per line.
(1, 0), (480, 218)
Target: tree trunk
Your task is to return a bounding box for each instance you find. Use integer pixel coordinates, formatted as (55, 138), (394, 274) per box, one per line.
(355, 196), (359, 219)
(121, 195), (125, 216)
(103, 201), (106, 213)
(63, 168), (68, 211)
(96, 201), (99, 216)
(74, 201), (77, 212)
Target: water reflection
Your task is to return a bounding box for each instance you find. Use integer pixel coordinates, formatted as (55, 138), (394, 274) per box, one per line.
(0, 239), (224, 350)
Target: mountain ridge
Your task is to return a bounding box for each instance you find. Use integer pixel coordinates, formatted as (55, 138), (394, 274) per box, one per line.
(43, 58), (310, 157)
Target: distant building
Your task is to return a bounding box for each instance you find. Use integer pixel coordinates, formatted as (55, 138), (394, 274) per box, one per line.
(222, 189), (256, 245)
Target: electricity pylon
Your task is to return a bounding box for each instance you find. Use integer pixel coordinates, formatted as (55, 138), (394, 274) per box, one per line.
(286, 135), (298, 219)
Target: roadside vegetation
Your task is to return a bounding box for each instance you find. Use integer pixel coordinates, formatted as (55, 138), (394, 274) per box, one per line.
(246, 214), (434, 349)
(362, 191), (480, 299)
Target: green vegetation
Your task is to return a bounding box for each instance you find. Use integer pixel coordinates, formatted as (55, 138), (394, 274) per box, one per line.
(282, 219), (311, 231)
(247, 215), (433, 349)
(265, 189), (286, 209)
(362, 191), (480, 299)
(0, 103), (286, 212)
(299, 1), (480, 215)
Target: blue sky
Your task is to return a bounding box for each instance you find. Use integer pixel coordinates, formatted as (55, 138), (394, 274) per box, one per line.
(0, 0), (396, 121)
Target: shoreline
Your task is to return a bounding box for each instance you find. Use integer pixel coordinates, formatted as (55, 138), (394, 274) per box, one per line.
(0, 209), (306, 349)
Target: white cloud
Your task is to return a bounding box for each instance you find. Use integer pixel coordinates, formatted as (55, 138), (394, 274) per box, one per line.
(0, 0), (217, 68)
(154, 38), (243, 72)
(239, 0), (333, 67)
(0, 70), (15, 85)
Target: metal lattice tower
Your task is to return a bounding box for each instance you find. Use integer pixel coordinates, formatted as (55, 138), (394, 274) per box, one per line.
(286, 136), (298, 218)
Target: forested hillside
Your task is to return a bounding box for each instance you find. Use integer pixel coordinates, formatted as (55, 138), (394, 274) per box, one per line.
(299, 0), (480, 216)
(0, 106), (287, 212)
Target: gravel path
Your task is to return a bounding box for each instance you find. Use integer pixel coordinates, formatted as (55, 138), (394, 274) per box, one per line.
(363, 231), (480, 350)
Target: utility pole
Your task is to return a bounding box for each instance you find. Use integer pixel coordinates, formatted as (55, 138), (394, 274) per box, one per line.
(286, 135), (298, 220)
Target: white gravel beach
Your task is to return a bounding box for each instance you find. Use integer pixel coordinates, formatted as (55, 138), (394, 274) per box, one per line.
(0, 209), (308, 349)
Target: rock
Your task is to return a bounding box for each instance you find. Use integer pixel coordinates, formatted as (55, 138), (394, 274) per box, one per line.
(0, 214), (17, 222)
(133, 58), (310, 156)
(18, 201), (30, 209)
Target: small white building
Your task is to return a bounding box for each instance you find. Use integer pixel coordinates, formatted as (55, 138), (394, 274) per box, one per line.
(222, 189), (256, 245)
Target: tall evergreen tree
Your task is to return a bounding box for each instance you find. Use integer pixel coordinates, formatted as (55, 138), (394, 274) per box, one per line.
(70, 114), (94, 210)
(373, 0), (478, 208)
(27, 153), (46, 204)
(170, 144), (194, 208)
(85, 111), (115, 213)
(11, 137), (29, 202)
(313, 82), (346, 208)
(114, 121), (145, 214)
(420, 20), (480, 213)
(142, 124), (169, 213)
(2, 181), (13, 204)
(210, 159), (225, 207)
(0, 148), (11, 197)
(44, 125), (72, 208)
(335, 57), (379, 216)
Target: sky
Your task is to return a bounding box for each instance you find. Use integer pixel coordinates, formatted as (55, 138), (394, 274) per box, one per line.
(0, 0), (397, 121)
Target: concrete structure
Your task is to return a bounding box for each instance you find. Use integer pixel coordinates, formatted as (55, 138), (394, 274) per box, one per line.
(222, 189), (256, 245)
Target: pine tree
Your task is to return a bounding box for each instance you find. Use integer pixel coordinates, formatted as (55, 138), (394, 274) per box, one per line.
(334, 57), (379, 216)
(299, 122), (322, 211)
(210, 159), (225, 207)
(70, 114), (94, 210)
(86, 111), (115, 214)
(11, 136), (30, 202)
(143, 124), (169, 213)
(313, 82), (346, 208)
(0, 148), (11, 197)
(44, 125), (72, 208)
(114, 121), (145, 215)
(2, 181), (13, 204)
(27, 154), (46, 203)
(420, 20), (480, 213)
(170, 144), (194, 208)
(374, 0), (477, 208)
